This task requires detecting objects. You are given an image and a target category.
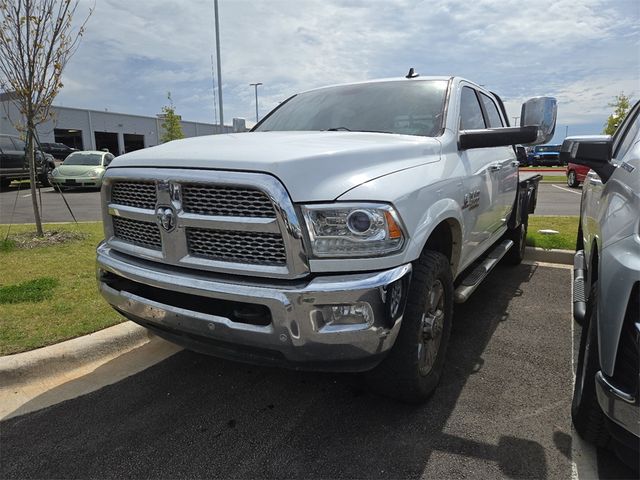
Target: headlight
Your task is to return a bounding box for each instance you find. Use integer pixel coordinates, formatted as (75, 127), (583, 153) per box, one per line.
(301, 203), (405, 257)
(84, 168), (103, 177)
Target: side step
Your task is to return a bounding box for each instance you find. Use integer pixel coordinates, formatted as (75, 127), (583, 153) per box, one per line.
(454, 239), (513, 303)
(573, 250), (587, 324)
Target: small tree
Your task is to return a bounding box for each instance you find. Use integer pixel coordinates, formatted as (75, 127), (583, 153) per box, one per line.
(603, 93), (631, 135)
(160, 92), (184, 143)
(0, 0), (91, 236)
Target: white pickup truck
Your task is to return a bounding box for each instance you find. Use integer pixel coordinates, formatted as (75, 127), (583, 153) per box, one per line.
(97, 74), (556, 402)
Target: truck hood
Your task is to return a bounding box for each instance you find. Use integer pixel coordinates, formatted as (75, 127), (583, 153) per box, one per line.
(110, 131), (441, 201)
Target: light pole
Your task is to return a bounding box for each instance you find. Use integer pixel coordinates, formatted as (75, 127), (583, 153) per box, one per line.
(513, 116), (520, 126)
(565, 125), (569, 138)
(214, 0), (224, 128)
(250, 82), (262, 122)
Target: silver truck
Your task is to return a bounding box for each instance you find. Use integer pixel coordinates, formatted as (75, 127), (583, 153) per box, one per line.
(564, 100), (639, 467)
(96, 74), (556, 402)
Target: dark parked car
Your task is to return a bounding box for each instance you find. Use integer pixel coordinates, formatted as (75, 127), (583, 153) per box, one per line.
(527, 144), (563, 166)
(0, 134), (56, 189)
(564, 100), (639, 471)
(39, 142), (77, 161)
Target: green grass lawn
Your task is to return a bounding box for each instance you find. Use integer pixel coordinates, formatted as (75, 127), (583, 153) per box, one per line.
(527, 215), (579, 250)
(0, 216), (578, 355)
(540, 175), (567, 183)
(0, 222), (123, 355)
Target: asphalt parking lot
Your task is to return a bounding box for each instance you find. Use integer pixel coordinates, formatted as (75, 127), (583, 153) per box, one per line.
(0, 183), (580, 224)
(0, 263), (634, 479)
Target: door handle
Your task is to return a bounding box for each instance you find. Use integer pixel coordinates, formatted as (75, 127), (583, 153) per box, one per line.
(489, 164), (502, 171)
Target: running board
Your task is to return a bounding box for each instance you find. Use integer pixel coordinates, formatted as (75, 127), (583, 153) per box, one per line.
(454, 239), (514, 303)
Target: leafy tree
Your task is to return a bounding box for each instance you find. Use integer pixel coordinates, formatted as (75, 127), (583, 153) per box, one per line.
(160, 92), (184, 143)
(603, 93), (631, 135)
(0, 0), (91, 236)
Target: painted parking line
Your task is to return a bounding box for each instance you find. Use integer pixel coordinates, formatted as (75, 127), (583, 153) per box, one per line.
(552, 184), (583, 195)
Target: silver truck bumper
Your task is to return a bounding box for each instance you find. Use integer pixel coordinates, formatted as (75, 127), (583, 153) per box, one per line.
(97, 242), (412, 371)
(595, 371), (640, 441)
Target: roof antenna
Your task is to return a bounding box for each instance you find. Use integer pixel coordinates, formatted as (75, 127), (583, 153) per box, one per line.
(406, 67), (419, 79)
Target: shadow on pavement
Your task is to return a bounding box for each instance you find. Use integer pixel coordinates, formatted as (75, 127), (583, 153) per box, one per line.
(1, 264), (575, 479)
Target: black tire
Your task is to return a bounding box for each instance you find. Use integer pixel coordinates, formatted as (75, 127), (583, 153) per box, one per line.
(39, 163), (53, 187)
(504, 219), (528, 265)
(365, 250), (453, 403)
(572, 283), (610, 447)
(0, 177), (11, 190)
(567, 170), (579, 188)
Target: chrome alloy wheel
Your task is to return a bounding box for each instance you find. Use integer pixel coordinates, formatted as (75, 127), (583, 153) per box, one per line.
(418, 279), (445, 376)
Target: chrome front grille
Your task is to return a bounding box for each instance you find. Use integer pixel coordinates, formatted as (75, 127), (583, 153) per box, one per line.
(182, 184), (275, 218)
(111, 181), (157, 209)
(104, 169), (308, 279)
(187, 228), (286, 265)
(112, 216), (162, 250)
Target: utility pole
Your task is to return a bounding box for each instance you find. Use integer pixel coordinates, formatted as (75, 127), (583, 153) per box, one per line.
(249, 82), (262, 122)
(565, 125), (569, 138)
(214, 0), (224, 129)
(513, 116), (520, 126)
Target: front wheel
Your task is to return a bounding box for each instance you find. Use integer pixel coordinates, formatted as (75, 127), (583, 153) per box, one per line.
(365, 250), (453, 403)
(572, 283), (610, 446)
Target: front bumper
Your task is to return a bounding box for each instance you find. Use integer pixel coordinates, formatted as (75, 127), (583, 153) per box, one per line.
(96, 242), (411, 371)
(595, 371), (640, 444)
(51, 176), (103, 188)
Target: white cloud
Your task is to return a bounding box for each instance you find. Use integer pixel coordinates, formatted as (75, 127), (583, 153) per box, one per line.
(53, 0), (638, 131)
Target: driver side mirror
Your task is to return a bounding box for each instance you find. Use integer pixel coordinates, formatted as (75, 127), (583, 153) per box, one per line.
(560, 135), (614, 182)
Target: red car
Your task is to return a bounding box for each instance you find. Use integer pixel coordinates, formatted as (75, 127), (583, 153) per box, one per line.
(566, 162), (590, 188)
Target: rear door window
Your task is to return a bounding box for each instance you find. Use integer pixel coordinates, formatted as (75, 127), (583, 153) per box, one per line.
(11, 138), (26, 151)
(459, 87), (486, 130)
(480, 93), (504, 127)
(0, 136), (15, 151)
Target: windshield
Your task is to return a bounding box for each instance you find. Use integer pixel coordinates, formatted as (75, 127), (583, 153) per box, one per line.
(254, 80), (449, 137)
(64, 153), (103, 166)
(536, 145), (560, 152)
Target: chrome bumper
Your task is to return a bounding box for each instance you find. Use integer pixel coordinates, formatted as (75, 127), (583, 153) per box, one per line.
(96, 242), (412, 371)
(595, 371), (640, 439)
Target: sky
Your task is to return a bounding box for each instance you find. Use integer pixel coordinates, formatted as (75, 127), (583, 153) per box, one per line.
(54, 0), (639, 144)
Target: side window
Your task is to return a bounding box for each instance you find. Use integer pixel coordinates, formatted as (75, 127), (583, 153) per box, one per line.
(480, 93), (504, 127)
(11, 138), (26, 151)
(459, 87), (486, 130)
(0, 136), (14, 151)
(613, 108), (640, 161)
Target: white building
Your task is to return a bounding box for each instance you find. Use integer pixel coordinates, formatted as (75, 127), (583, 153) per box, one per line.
(0, 92), (246, 155)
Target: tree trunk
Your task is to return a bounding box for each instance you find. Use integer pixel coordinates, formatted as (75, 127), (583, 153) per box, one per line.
(26, 126), (44, 237)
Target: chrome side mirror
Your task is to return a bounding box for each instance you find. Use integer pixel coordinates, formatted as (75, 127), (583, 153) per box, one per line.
(520, 97), (557, 145)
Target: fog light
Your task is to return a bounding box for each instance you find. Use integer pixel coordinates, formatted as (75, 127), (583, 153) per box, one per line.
(317, 302), (374, 329)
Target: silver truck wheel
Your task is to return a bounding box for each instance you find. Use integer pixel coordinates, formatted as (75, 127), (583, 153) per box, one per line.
(365, 250), (453, 403)
(504, 220), (527, 265)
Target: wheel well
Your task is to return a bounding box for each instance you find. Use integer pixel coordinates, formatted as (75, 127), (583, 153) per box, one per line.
(422, 219), (461, 274)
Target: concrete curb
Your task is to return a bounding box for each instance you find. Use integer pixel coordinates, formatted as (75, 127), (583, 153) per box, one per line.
(525, 246), (573, 265)
(0, 321), (152, 388)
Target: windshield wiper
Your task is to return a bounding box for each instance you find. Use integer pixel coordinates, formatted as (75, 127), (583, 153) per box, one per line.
(324, 127), (392, 134)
